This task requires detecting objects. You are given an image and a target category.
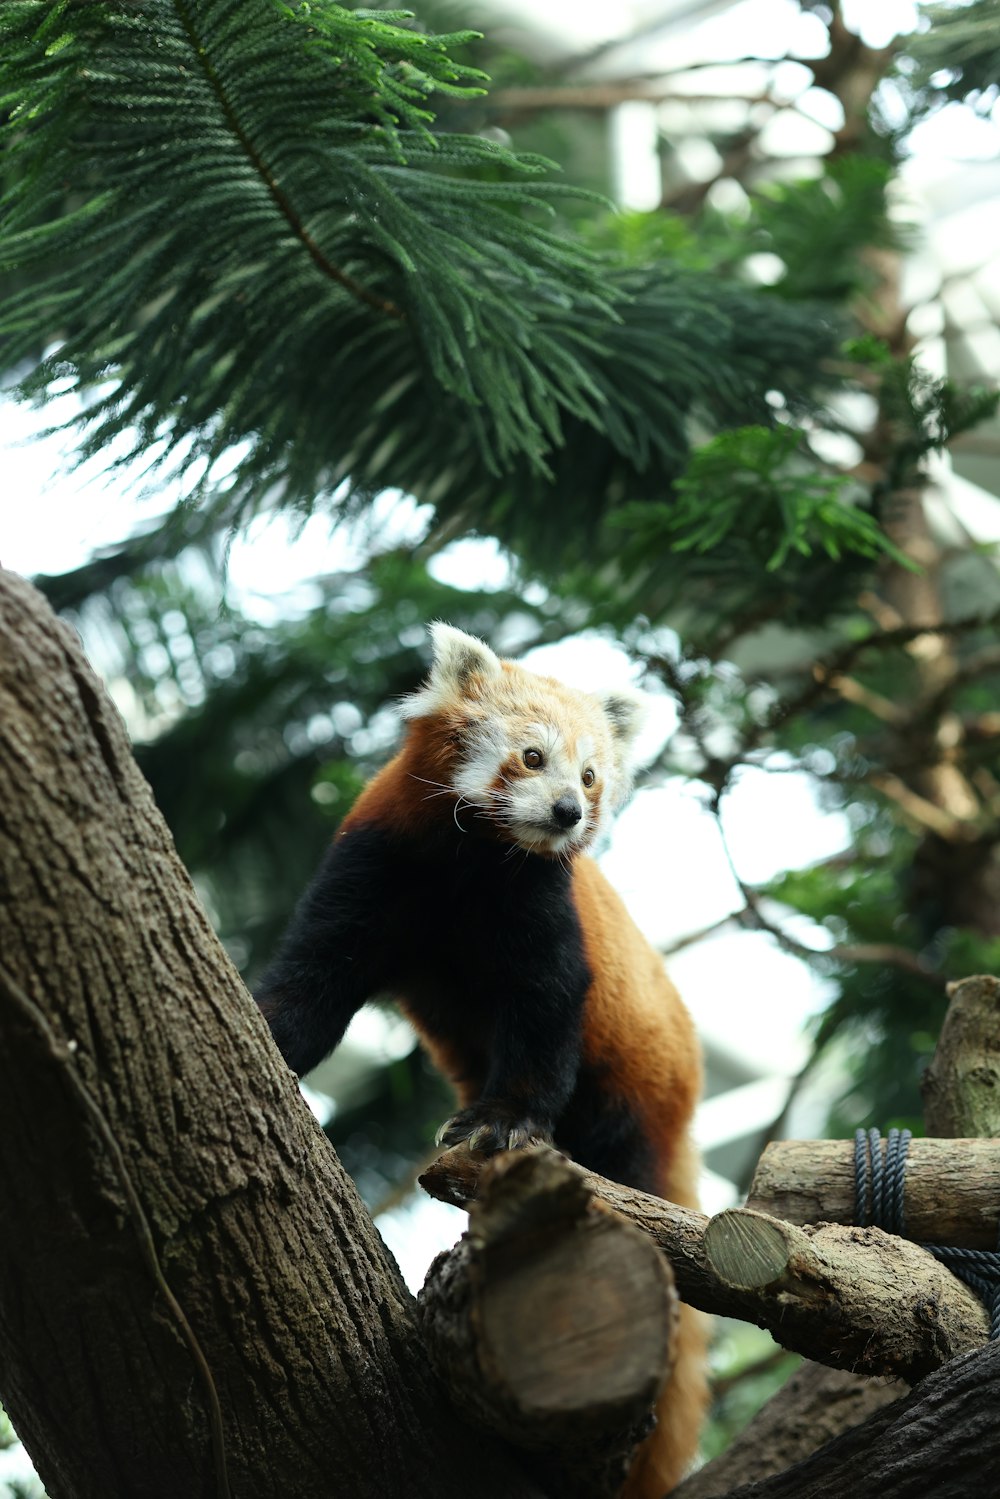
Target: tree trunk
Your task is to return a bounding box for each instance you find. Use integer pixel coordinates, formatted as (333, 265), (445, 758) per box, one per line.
(670, 1363), (905, 1499)
(713, 1339), (1000, 1499)
(0, 568), (542, 1499)
(923, 975), (1000, 1137)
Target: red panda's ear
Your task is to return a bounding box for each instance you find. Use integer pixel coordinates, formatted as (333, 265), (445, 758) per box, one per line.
(597, 686), (646, 748)
(401, 623), (502, 718)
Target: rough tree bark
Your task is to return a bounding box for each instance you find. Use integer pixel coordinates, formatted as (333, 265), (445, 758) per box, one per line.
(705, 1339), (1000, 1499)
(5, 562), (1000, 1499)
(923, 975), (1000, 1138)
(670, 1364), (905, 1499)
(0, 568), (545, 1499)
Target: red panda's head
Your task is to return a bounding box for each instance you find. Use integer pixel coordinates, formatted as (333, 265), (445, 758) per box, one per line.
(401, 624), (645, 858)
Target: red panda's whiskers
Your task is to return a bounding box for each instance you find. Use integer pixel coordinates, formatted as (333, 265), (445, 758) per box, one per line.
(409, 773), (493, 817)
(453, 794), (499, 833)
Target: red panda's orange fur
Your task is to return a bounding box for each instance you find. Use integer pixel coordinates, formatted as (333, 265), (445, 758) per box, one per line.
(574, 861), (708, 1495)
(257, 632), (709, 1494)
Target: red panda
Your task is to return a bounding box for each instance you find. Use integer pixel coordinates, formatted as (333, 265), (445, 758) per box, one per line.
(256, 623), (708, 1495)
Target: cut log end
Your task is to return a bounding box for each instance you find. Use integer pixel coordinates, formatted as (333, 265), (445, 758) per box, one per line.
(480, 1211), (676, 1418)
(703, 1210), (793, 1290)
(419, 1147), (679, 1496)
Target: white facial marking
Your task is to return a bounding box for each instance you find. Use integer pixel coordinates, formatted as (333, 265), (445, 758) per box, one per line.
(409, 623), (649, 858)
(449, 714), (609, 856)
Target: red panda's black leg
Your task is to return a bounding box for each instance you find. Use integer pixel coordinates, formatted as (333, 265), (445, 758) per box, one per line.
(435, 958), (588, 1155)
(254, 840), (385, 1078)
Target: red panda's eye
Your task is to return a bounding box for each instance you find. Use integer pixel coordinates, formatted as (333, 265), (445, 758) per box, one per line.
(582, 768), (595, 788)
(523, 748), (544, 769)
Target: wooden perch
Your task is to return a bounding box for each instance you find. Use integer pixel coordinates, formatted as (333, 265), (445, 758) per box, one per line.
(418, 1149), (677, 1499)
(418, 977), (1000, 1492)
(923, 975), (1000, 1138)
(746, 1137), (1000, 1247)
(421, 1148), (988, 1382)
(700, 1207), (986, 1378)
(671, 973), (1000, 1495)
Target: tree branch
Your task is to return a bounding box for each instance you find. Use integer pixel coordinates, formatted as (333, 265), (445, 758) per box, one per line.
(419, 1149), (677, 1498)
(746, 1135), (1000, 1248)
(420, 1147), (988, 1381)
(923, 975), (1000, 1138)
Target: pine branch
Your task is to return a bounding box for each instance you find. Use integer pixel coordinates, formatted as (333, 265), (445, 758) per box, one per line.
(0, 0), (848, 578)
(904, 0), (1000, 113)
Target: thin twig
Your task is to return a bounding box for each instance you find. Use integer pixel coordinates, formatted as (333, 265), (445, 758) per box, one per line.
(708, 808), (946, 989)
(818, 670), (906, 725)
(914, 646), (1000, 728)
(866, 771), (979, 842)
(490, 84), (774, 112)
(660, 911), (741, 956)
(648, 605), (1000, 802)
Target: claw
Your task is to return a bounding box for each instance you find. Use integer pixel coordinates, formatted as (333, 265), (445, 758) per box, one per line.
(468, 1123), (494, 1152)
(435, 1108), (551, 1157)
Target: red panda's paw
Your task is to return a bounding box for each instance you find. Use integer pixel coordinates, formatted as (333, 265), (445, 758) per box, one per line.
(435, 1106), (553, 1155)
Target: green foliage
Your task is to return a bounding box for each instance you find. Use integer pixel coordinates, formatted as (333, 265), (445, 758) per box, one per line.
(703, 1326), (799, 1465)
(753, 157), (900, 303)
(581, 204), (749, 275)
(905, 0), (1000, 113)
(614, 425), (899, 572)
(1, 0), (863, 582)
(0, 0), (614, 476)
(3, 10), (1000, 1493)
(587, 156), (899, 306)
(279, 2), (490, 136)
(848, 335), (1000, 490)
(324, 1044), (452, 1201)
(5, 0), (1000, 1253)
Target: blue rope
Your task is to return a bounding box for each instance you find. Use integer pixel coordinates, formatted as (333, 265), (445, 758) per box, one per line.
(854, 1127), (1000, 1340)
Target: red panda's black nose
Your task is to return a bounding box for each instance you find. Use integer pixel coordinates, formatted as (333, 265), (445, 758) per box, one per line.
(552, 796), (582, 829)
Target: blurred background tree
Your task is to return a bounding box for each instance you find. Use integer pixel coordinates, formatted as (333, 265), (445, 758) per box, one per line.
(3, 0), (1000, 1484)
